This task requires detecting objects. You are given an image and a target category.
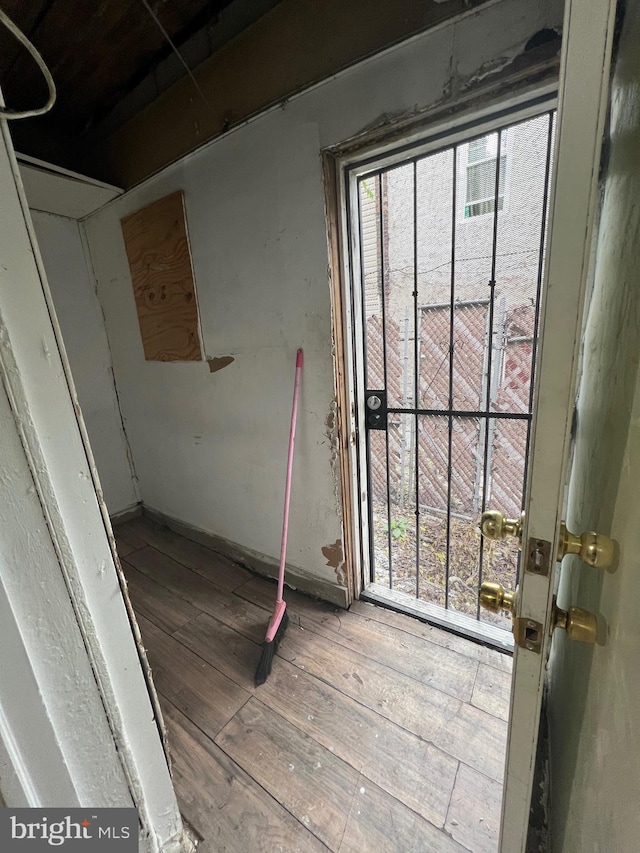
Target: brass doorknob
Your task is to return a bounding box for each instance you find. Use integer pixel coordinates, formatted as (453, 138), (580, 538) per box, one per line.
(479, 510), (524, 544)
(480, 510), (616, 570)
(479, 581), (517, 614)
(479, 584), (597, 648)
(553, 601), (597, 644)
(557, 522), (615, 569)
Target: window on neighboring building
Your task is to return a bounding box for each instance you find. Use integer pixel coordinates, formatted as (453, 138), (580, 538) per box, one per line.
(464, 134), (506, 218)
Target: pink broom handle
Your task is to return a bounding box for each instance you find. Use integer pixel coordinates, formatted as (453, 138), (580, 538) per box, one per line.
(277, 348), (303, 604)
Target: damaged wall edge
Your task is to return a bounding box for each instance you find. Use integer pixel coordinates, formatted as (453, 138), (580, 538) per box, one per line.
(324, 40), (560, 163)
(322, 152), (359, 603)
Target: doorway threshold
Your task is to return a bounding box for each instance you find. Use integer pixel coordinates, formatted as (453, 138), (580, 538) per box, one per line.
(360, 582), (514, 654)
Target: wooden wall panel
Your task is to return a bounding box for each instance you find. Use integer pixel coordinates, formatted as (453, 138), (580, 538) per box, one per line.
(121, 191), (202, 361)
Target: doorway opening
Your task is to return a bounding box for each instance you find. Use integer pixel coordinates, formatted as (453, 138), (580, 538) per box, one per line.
(340, 99), (557, 648)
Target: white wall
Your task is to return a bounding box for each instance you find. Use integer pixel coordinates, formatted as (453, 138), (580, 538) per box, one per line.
(84, 0), (563, 595)
(30, 211), (139, 516)
(548, 1), (640, 848)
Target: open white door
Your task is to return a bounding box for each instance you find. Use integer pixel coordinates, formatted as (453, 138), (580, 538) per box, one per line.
(492, 0), (619, 849)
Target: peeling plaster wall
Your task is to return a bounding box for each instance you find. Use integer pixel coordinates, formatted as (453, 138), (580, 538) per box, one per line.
(30, 211), (139, 516)
(548, 1), (640, 849)
(83, 0), (563, 595)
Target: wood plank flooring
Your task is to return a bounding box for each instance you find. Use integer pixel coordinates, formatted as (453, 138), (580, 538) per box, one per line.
(115, 516), (511, 853)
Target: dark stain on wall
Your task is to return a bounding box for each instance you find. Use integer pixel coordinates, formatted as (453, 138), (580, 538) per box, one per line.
(207, 355), (235, 373)
(322, 539), (344, 568)
(325, 407), (336, 433)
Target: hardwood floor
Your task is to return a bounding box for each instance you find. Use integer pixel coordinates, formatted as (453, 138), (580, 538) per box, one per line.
(115, 516), (511, 853)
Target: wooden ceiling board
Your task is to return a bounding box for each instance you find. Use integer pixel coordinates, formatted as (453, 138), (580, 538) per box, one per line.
(99, 0), (475, 186)
(1, 0), (231, 130)
(0, 0), (52, 81)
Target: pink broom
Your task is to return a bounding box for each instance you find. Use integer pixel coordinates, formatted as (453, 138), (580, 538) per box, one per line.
(254, 348), (303, 686)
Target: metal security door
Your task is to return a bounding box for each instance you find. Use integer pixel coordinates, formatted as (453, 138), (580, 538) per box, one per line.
(351, 104), (556, 647)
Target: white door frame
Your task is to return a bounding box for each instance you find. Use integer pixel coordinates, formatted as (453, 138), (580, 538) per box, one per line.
(0, 112), (185, 851)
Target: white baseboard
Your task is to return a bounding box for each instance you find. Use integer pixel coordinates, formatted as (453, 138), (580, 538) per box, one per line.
(142, 506), (349, 609)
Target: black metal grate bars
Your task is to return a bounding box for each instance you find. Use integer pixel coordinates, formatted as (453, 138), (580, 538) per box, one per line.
(358, 110), (556, 632)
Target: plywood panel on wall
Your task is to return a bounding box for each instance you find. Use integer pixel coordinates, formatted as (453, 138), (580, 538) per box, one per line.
(121, 191), (202, 361)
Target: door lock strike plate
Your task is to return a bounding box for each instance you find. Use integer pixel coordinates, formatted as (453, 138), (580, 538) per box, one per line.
(513, 616), (543, 653)
(525, 536), (551, 577)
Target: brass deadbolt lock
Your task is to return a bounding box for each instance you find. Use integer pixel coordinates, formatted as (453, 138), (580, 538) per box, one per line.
(553, 599), (597, 644)
(479, 509), (616, 570)
(478, 581), (517, 614)
(479, 510), (524, 545)
(479, 582), (543, 652)
(479, 582), (597, 648)
(557, 522), (615, 569)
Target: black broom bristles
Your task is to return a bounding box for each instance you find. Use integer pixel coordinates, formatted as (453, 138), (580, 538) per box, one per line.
(254, 610), (289, 686)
